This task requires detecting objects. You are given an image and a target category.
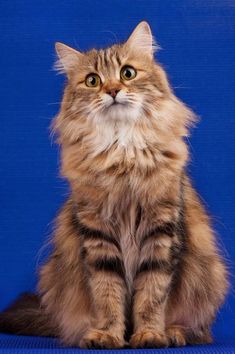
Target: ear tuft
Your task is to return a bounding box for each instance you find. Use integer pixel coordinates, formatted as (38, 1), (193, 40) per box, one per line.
(54, 42), (82, 75)
(125, 21), (158, 57)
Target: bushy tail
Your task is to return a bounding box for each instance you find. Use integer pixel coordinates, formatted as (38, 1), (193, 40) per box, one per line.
(0, 293), (55, 337)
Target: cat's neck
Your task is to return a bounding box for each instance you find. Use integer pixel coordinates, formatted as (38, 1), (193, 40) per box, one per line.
(90, 118), (148, 155)
(61, 117), (188, 189)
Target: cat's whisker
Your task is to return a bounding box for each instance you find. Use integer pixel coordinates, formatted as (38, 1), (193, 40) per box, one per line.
(91, 102), (103, 110)
(48, 101), (71, 105)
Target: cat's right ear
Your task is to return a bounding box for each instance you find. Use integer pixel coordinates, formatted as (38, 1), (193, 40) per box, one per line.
(125, 21), (158, 57)
(54, 42), (83, 75)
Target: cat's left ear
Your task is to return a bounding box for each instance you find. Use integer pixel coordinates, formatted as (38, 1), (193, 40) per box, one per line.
(125, 21), (157, 57)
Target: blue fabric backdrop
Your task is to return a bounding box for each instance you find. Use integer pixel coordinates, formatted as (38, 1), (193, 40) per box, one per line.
(0, 0), (234, 342)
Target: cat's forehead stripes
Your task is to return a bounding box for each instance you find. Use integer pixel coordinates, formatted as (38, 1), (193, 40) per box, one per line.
(92, 47), (124, 81)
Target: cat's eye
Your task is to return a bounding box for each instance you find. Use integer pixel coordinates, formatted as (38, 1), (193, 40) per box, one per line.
(120, 66), (137, 81)
(85, 73), (101, 87)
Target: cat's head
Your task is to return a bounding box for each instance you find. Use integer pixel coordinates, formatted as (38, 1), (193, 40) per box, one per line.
(54, 22), (194, 147)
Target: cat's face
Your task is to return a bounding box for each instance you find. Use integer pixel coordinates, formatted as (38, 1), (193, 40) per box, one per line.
(55, 22), (193, 152)
(55, 22), (170, 125)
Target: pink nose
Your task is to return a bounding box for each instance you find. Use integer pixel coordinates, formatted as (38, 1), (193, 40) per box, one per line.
(107, 89), (120, 98)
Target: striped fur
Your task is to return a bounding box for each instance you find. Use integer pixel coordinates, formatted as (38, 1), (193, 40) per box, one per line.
(0, 21), (228, 349)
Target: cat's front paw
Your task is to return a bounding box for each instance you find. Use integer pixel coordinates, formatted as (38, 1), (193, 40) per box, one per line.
(130, 330), (168, 348)
(79, 329), (124, 349)
(166, 326), (186, 347)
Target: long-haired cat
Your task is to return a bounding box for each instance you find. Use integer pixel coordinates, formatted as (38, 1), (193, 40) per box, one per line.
(0, 21), (228, 348)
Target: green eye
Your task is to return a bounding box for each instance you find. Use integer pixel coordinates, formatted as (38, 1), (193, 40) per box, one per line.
(85, 73), (101, 87)
(120, 66), (137, 81)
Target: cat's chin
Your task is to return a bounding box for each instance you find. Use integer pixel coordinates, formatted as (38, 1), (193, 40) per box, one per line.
(98, 102), (142, 123)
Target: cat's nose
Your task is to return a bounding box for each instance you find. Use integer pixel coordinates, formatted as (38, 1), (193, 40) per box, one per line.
(107, 89), (120, 98)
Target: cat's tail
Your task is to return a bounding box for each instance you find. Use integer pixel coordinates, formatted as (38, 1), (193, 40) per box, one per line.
(0, 292), (55, 337)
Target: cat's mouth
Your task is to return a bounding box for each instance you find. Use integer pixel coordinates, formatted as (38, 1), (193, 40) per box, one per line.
(108, 99), (128, 107)
(104, 101), (124, 110)
(111, 101), (121, 106)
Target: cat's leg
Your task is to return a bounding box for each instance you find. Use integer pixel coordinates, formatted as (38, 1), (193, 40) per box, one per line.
(39, 200), (126, 348)
(186, 327), (213, 345)
(39, 247), (93, 347)
(165, 249), (226, 346)
(129, 177), (187, 349)
(130, 224), (179, 348)
(130, 272), (170, 348)
(165, 178), (228, 346)
(165, 325), (212, 347)
(79, 232), (127, 349)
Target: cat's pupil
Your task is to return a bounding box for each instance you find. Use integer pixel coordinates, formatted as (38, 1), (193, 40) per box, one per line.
(90, 77), (96, 85)
(125, 69), (132, 78)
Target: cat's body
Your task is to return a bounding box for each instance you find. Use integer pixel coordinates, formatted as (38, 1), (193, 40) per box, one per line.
(0, 22), (228, 348)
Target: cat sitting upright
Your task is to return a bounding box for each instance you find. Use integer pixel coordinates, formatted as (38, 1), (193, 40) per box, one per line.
(0, 21), (228, 349)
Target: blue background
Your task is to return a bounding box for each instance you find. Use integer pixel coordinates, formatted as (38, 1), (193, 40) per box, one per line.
(0, 0), (234, 342)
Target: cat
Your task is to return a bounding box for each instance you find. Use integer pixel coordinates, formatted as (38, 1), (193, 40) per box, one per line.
(0, 21), (228, 349)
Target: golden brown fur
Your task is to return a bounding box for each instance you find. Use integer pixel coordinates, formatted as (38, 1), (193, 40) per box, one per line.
(0, 22), (228, 348)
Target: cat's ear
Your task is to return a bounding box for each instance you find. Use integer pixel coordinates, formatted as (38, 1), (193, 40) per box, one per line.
(125, 21), (157, 57)
(54, 42), (83, 75)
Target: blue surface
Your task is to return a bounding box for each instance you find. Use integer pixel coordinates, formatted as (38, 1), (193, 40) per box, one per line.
(0, 0), (235, 350)
(0, 335), (235, 354)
